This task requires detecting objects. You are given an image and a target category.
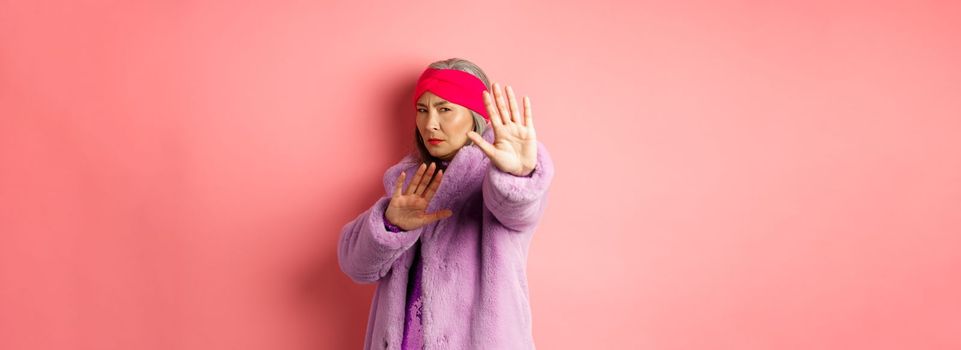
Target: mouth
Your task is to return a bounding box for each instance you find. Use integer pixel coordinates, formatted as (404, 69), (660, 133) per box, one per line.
(427, 139), (444, 146)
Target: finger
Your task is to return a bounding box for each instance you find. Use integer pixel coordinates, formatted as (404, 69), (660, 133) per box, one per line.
(493, 82), (512, 125)
(483, 90), (503, 127)
(422, 169), (443, 200)
(414, 162), (436, 195)
(468, 130), (498, 158)
(506, 85), (521, 124)
(523, 95), (533, 129)
(393, 171), (406, 198)
(423, 209), (454, 223)
(405, 163), (427, 196)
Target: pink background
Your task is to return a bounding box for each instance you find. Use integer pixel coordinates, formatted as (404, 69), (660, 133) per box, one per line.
(2, 0), (960, 349)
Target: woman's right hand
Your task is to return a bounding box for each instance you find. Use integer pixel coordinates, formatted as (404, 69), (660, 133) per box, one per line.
(385, 162), (453, 231)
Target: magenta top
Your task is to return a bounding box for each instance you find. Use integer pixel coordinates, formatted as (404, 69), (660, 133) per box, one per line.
(383, 159), (449, 350)
(384, 204), (425, 350)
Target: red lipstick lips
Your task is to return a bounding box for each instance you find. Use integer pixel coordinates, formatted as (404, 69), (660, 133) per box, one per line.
(428, 138), (443, 145)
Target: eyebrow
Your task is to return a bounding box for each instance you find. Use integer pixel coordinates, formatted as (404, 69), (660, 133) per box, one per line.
(416, 100), (450, 107)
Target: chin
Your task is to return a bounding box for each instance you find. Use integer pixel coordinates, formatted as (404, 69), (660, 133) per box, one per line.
(429, 149), (452, 159)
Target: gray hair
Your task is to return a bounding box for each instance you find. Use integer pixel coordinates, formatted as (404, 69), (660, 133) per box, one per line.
(413, 57), (491, 168)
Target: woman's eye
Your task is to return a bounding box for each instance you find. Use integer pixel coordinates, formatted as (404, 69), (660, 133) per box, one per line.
(416, 107), (450, 113)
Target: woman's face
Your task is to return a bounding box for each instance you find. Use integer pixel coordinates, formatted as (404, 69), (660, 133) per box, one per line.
(416, 91), (477, 161)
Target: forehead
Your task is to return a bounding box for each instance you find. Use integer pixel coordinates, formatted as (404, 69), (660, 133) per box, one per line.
(417, 91), (443, 103)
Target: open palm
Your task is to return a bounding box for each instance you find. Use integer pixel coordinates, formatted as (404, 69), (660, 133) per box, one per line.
(385, 162), (453, 231)
(466, 82), (537, 177)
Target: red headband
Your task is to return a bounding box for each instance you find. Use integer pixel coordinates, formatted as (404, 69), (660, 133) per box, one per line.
(412, 67), (490, 121)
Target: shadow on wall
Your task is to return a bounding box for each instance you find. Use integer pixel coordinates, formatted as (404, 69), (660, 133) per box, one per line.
(283, 74), (420, 348)
(290, 248), (376, 348)
(385, 68), (423, 163)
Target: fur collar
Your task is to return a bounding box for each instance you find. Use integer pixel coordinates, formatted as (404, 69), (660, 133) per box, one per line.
(426, 126), (494, 212)
(385, 126), (495, 213)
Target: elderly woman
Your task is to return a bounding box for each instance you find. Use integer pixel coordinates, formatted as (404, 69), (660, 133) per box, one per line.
(338, 57), (555, 350)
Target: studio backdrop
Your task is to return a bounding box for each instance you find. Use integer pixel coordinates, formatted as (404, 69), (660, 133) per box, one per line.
(2, 0), (959, 349)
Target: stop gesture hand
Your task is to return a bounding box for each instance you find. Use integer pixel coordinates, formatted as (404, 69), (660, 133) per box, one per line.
(466, 82), (537, 177)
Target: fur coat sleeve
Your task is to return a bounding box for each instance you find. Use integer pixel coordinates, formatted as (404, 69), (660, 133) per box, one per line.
(481, 140), (555, 232)
(337, 157), (424, 284)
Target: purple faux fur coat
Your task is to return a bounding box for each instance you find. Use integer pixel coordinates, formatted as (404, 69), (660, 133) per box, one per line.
(338, 126), (555, 350)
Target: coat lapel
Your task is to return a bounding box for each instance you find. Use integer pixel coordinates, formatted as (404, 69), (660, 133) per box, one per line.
(425, 126), (494, 214)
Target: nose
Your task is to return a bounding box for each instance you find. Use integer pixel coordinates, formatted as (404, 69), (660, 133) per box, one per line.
(425, 110), (441, 130)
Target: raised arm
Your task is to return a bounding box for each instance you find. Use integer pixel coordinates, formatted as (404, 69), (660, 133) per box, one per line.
(482, 140), (555, 232)
(337, 157), (452, 284)
(337, 194), (424, 284)
(466, 82), (556, 232)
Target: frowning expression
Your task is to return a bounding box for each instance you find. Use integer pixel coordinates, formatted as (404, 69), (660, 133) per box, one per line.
(415, 91), (475, 161)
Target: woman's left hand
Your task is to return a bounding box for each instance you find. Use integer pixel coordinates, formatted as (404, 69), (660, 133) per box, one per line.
(466, 82), (538, 177)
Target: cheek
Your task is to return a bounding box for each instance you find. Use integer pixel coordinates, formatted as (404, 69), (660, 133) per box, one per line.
(457, 113), (474, 131)
(453, 117), (475, 142)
